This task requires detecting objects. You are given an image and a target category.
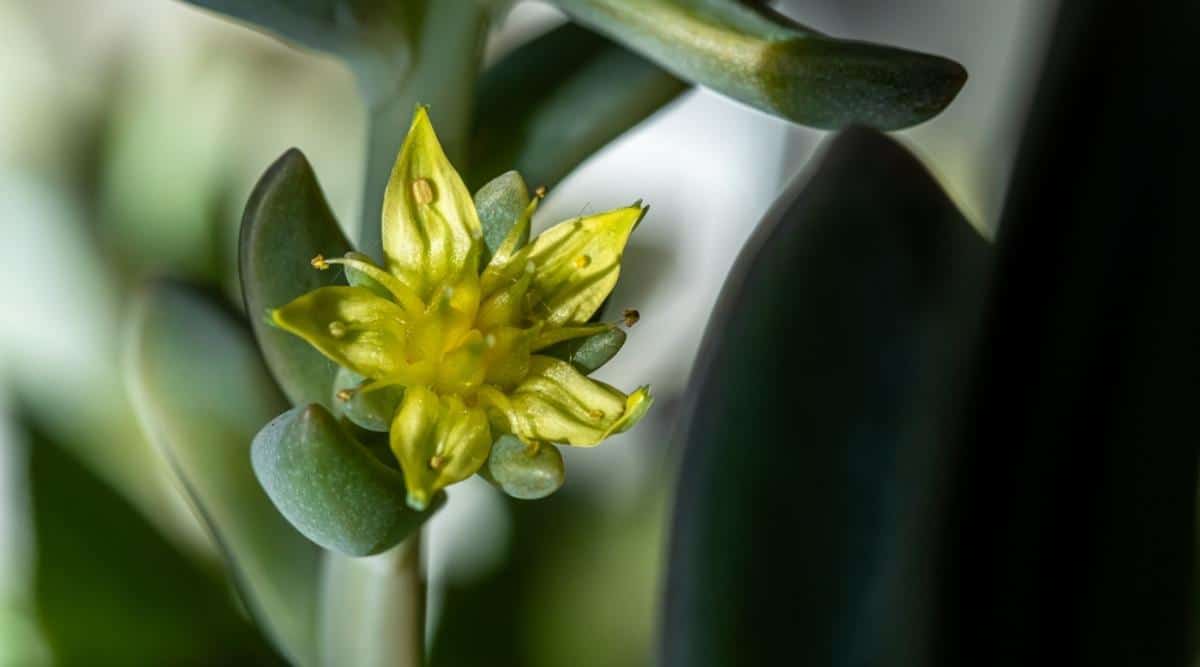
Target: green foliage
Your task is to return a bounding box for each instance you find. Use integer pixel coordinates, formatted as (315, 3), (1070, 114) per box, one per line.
(540, 326), (626, 374)
(473, 170), (532, 265)
(479, 435), (565, 501)
(125, 281), (321, 665)
(240, 149), (353, 410)
(660, 128), (990, 666)
(332, 366), (405, 432)
(251, 403), (443, 557)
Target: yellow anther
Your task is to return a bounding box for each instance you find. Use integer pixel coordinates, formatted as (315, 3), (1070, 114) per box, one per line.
(590, 409), (605, 420)
(411, 178), (434, 204)
(328, 321), (347, 338)
(574, 254), (591, 269)
(534, 185), (547, 198)
(311, 254), (329, 270)
(335, 388), (353, 402)
(623, 308), (640, 327)
(429, 454), (446, 470)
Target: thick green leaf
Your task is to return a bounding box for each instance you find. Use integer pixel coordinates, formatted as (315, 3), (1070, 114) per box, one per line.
(27, 418), (284, 665)
(540, 326), (626, 374)
(661, 129), (990, 666)
(240, 149), (353, 410)
(332, 366), (404, 433)
(474, 170), (531, 265)
(251, 403), (443, 557)
(551, 0), (966, 130)
(479, 435), (565, 500)
(126, 281), (320, 665)
(467, 22), (687, 190)
(936, 1), (1200, 664)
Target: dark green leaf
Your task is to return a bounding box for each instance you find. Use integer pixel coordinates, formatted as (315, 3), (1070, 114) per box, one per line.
(540, 327), (626, 374)
(478, 435), (565, 500)
(27, 418), (284, 665)
(126, 282), (321, 665)
(552, 0), (966, 130)
(936, 1), (1200, 663)
(467, 22), (687, 190)
(331, 366), (404, 432)
(251, 403), (444, 557)
(661, 128), (990, 666)
(240, 149), (353, 410)
(474, 170), (531, 264)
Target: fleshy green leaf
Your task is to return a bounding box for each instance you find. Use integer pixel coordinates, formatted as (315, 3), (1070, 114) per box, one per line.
(240, 148), (353, 410)
(551, 0), (966, 130)
(125, 282), (320, 665)
(467, 22), (687, 190)
(252, 403), (444, 556)
(389, 387), (491, 510)
(660, 129), (991, 666)
(540, 326), (627, 374)
(474, 171), (532, 265)
(527, 205), (644, 327)
(332, 366), (405, 432)
(506, 356), (652, 447)
(478, 435), (565, 500)
(382, 107), (483, 301)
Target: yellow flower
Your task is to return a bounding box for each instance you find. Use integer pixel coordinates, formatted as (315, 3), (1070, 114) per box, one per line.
(270, 108), (652, 509)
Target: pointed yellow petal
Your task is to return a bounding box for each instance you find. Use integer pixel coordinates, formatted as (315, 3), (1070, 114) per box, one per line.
(390, 387), (492, 510)
(382, 107), (482, 301)
(526, 205), (644, 326)
(270, 286), (409, 379)
(508, 355), (653, 447)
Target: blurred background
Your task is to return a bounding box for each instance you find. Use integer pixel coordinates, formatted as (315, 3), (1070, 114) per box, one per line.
(0, 1), (1056, 664)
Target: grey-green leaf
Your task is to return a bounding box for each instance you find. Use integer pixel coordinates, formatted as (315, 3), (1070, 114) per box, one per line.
(473, 170), (531, 265)
(540, 326), (627, 374)
(479, 435), (565, 500)
(467, 22), (687, 190)
(240, 149), (353, 410)
(251, 403), (444, 557)
(126, 281), (320, 666)
(332, 366), (404, 432)
(551, 0), (966, 130)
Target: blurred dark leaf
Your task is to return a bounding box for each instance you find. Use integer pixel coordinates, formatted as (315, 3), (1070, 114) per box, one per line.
(467, 22), (687, 190)
(661, 128), (990, 666)
(126, 281), (321, 664)
(240, 149), (353, 410)
(28, 417), (283, 666)
(551, 0), (965, 130)
(935, 2), (1200, 664)
(251, 404), (443, 557)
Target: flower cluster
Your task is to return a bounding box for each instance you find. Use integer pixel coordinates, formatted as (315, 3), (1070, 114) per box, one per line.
(271, 108), (651, 509)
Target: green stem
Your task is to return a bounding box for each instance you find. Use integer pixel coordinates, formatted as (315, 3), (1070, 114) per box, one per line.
(319, 530), (426, 667)
(354, 4), (490, 262)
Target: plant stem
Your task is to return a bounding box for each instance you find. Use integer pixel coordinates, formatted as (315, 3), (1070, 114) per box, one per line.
(354, 4), (490, 262)
(319, 530), (426, 667)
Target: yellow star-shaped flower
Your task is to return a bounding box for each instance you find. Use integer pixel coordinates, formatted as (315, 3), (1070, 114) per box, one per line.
(270, 107), (652, 509)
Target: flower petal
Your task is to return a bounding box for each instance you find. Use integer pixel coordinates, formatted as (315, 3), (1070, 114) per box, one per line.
(270, 286), (409, 379)
(390, 387), (492, 510)
(382, 107), (482, 301)
(526, 205), (645, 326)
(508, 355), (653, 447)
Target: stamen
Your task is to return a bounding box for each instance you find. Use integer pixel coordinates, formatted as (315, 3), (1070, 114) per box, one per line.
(429, 454), (446, 470)
(411, 178), (435, 205)
(574, 254), (591, 269)
(311, 254), (329, 270)
(335, 388), (354, 402)
(589, 409), (605, 420)
(623, 308), (640, 327)
(328, 321), (347, 338)
(534, 186), (547, 199)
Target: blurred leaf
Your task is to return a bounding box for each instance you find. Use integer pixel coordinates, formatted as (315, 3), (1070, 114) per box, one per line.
(467, 22), (687, 190)
(251, 403), (443, 556)
(126, 282), (320, 665)
(474, 170), (531, 265)
(240, 149), (353, 410)
(935, 1), (1200, 664)
(27, 417), (284, 665)
(552, 0), (966, 130)
(479, 435), (565, 500)
(661, 128), (990, 666)
(319, 540), (424, 667)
